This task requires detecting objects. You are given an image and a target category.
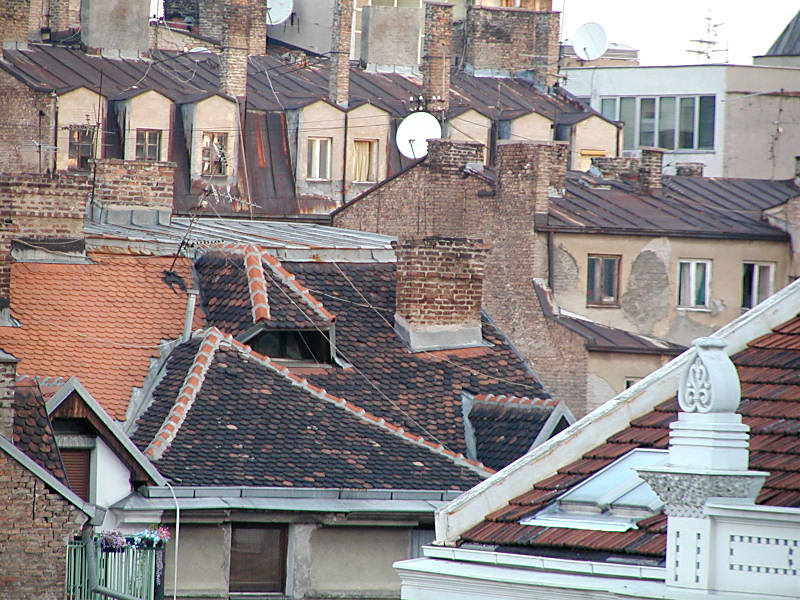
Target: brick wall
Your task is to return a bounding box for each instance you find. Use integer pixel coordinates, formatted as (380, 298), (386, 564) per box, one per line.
(164, 0), (199, 22)
(422, 2), (452, 115)
(0, 173), (90, 305)
(0, 69), (54, 175)
(219, 0), (249, 98)
(464, 5), (560, 82)
(675, 162), (704, 177)
(197, 0), (223, 41)
(394, 236), (488, 330)
(592, 156), (639, 180)
(333, 140), (593, 413)
(328, 0), (353, 107)
(0, 0), (31, 42)
(0, 357), (15, 439)
(0, 452), (88, 600)
(92, 158), (175, 209)
(638, 147), (664, 190)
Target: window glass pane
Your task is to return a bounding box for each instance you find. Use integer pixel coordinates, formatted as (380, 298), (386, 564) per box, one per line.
(658, 97), (675, 149)
(353, 140), (370, 181)
(678, 97), (695, 149)
(600, 98), (617, 121)
(698, 95), (715, 149)
(678, 262), (690, 305)
(586, 257), (597, 303)
(742, 263), (754, 309)
(602, 257), (617, 300)
(619, 98), (635, 150)
(757, 264), (772, 303)
(307, 139), (315, 179)
(319, 138), (330, 178)
(229, 526), (285, 593)
(694, 262), (707, 306)
(638, 98), (655, 147)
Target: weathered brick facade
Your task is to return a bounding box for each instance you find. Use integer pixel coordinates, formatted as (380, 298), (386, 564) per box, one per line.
(198, 0), (223, 41)
(638, 147), (664, 190)
(0, 0), (32, 42)
(422, 2), (452, 115)
(333, 140), (592, 413)
(0, 452), (88, 600)
(219, 0), (249, 98)
(591, 156), (640, 180)
(394, 236), (488, 330)
(464, 5), (560, 85)
(0, 68), (55, 174)
(0, 357), (15, 438)
(675, 162), (704, 177)
(328, 0), (353, 108)
(164, 0), (199, 22)
(92, 158), (175, 209)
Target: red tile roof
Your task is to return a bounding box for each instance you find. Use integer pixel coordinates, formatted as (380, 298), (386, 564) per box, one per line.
(462, 313), (800, 558)
(0, 256), (204, 420)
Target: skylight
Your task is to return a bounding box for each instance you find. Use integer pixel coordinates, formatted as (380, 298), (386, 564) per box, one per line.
(520, 448), (668, 532)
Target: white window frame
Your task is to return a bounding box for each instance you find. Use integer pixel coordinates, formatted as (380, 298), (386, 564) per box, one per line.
(306, 137), (332, 181)
(677, 259), (711, 309)
(741, 261), (774, 310)
(601, 94), (715, 153)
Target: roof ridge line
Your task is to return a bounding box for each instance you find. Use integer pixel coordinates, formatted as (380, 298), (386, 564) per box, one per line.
(244, 244), (271, 323)
(144, 328), (223, 461)
(258, 249), (336, 322)
(217, 332), (493, 477)
(474, 393), (556, 408)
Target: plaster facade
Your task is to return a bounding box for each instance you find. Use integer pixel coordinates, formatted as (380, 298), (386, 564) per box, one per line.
(116, 90), (172, 162)
(55, 87), (106, 172)
(570, 114), (620, 170)
(182, 95), (237, 183)
(447, 110), (491, 160)
(508, 110), (551, 143)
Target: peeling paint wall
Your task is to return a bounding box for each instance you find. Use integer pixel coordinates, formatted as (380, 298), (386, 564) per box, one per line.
(551, 233), (790, 345)
(587, 352), (669, 412)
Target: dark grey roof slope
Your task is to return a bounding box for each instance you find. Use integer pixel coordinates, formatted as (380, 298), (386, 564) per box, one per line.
(767, 10), (800, 56)
(543, 173), (798, 240)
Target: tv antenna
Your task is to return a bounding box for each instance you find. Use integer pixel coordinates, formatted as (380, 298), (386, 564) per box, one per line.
(573, 22), (608, 62)
(687, 11), (728, 63)
(266, 0), (293, 26)
(395, 112), (442, 160)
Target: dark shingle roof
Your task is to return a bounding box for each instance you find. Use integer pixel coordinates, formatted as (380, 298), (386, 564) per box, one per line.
(766, 10), (800, 56)
(461, 312), (800, 558)
(12, 380), (68, 485)
(543, 173), (798, 240)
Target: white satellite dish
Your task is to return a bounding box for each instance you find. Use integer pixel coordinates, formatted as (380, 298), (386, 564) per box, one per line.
(266, 0), (293, 26)
(395, 112), (441, 160)
(573, 22), (608, 61)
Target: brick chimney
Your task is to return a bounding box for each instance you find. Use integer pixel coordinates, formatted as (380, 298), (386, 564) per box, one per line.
(638, 147), (664, 191)
(393, 236), (489, 352)
(248, 0), (267, 55)
(426, 139), (484, 172)
(550, 141), (568, 196)
(0, 350), (16, 440)
(675, 162), (704, 177)
(51, 0), (74, 33)
(328, 0), (353, 108)
(422, 2), (452, 116)
(219, 0), (249, 98)
(1, 0), (31, 43)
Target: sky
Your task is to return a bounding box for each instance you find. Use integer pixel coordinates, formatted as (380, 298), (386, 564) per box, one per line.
(559, 0), (799, 66)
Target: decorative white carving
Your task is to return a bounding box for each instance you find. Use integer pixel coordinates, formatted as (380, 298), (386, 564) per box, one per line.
(682, 357), (712, 412)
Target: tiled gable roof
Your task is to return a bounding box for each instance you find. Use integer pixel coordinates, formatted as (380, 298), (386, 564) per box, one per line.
(134, 328), (489, 489)
(460, 312), (800, 558)
(468, 394), (562, 472)
(0, 256), (204, 420)
(12, 378), (67, 485)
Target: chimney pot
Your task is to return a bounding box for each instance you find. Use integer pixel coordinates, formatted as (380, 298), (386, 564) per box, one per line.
(638, 147), (664, 191)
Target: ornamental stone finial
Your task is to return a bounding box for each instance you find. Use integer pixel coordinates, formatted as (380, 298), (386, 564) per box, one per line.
(678, 337), (740, 414)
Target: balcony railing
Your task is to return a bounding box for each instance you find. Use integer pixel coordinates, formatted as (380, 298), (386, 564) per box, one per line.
(66, 538), (164, 600)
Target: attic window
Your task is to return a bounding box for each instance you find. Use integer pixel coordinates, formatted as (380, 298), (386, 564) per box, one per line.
(250, 329), (332, 364)
(520, 448), (667, 532)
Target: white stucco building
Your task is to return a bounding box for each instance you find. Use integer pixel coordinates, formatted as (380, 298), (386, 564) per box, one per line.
(563, 64), (800, 179)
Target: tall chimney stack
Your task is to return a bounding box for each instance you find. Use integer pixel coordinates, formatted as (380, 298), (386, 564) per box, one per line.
(638, 147), (664, 191)
(422, 2), (452, 116)
(328, 0), (353, 108)
(220, 0), (249, 98)
(393, 236), (489, 352)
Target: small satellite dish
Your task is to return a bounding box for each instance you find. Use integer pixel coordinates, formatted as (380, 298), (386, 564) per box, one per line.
(266, 0), (293, 26)
(573, 22), (608, 62)
(395, 112), (441, 160)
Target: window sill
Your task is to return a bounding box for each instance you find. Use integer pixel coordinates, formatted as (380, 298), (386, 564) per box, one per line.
(351, 180), (377, 185)
(586, 302), (621, 309)
(675, 306), (711, 313)
(305, 178), (331, 183)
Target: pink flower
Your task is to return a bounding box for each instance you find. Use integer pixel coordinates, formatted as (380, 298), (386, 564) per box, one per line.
(156, 526), (171, 542)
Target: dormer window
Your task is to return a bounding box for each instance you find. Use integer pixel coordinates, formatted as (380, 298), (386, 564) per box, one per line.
(248, 328), (332, 365)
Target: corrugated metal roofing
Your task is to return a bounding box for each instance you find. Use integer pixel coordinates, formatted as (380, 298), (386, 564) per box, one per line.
(544, 172), (798, 240)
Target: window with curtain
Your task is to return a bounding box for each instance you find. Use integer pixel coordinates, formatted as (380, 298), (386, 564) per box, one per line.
(352, 139), (378, 182)
(741, 262), (774, 309)
(229, 524), (287, 594)
(586, 255), (621, 306)
(678, 259), (710, 307)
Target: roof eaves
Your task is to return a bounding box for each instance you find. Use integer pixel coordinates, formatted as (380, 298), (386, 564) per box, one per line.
(46, 377), (167, 486)
(218, 332), (494, 477)
(144, 328), (223, 461)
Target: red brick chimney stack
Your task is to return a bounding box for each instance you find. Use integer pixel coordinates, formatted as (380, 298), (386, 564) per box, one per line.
(639, 147), (664, 191)
(0, 351), (17, 440)
(393, 236), (489, 352)
(328, 0), (353, 108)
(219, 0), (249, 98)
(422, 2), (453, 116)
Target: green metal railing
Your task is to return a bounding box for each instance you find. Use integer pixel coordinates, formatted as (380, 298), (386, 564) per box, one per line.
(66, 538), (163, 600)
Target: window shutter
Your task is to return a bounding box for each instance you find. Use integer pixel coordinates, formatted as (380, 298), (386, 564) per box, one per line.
(61, 449), (91, 501)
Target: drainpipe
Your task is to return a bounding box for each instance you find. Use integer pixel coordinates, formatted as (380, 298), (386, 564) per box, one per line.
(182, 289), (199, 342)
(164, 480), (181, 600)
(340, 110), (348, 206)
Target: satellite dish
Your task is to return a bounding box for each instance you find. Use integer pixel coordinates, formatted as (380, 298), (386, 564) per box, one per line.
(266, 0), (293, 26)
(573, 22), (608, 61)
(395, 112), (442, 160)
